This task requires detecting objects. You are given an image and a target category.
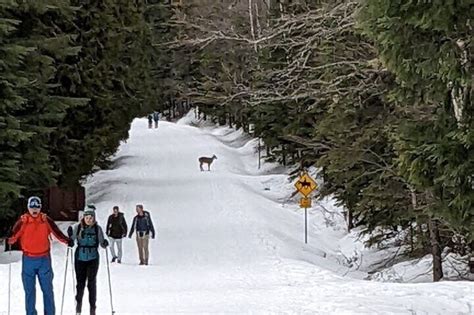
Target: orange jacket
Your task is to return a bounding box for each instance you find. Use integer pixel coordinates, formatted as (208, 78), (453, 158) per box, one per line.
(9, 213), (69, 257)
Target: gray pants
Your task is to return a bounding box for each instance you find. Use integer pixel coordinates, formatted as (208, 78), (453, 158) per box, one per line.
(109, 237), (123, 261)
(136, 234), (150, 264)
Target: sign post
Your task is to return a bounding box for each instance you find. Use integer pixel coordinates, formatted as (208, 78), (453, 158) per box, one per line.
(294, 172), (317, 244)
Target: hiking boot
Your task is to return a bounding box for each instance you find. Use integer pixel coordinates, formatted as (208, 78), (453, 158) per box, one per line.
(139, 261), (144, 265)
(117, 259), (121, 264)
(90, 307), (96, 315)
(111, 256), (117, 263)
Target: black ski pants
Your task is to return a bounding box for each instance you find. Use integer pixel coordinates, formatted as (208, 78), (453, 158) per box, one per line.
(75, 258), (99, 312)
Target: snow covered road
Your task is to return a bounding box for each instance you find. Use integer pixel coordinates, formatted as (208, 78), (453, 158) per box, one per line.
(1, 115), (473, 314)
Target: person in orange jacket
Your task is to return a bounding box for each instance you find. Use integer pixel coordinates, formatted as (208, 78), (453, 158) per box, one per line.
(8, 196), (70, 315)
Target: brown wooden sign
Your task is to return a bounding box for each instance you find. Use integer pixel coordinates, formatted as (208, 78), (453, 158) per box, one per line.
(43, 186), (85, 221)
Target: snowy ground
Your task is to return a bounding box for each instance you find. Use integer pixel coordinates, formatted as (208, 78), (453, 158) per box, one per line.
(1, 112), (473, 314)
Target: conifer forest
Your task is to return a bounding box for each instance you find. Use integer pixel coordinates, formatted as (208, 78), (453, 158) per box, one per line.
(1, 0), (473, 281)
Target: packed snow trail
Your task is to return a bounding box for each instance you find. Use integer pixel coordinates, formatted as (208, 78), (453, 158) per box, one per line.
(1, 116), (473, 314)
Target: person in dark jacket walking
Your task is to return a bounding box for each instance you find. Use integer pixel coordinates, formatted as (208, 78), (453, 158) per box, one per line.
(152, 111), (160, 128)
(147, 114), (153, 129)
(8, 196), (70, 315)
(128, 204), (155, 265)
(105, 205), (127, 263)
(69, 205), (108, 315)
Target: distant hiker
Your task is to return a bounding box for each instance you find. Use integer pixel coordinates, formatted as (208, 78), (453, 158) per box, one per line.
(153, 111), (160, 128)
(106, 205), (128, 263)
(8, 196), (70, 315)
(128, 204), (155, 265)
(147, 114), (153, 129)
(198, 154), (218, 171)
(69, 205), (108, 315)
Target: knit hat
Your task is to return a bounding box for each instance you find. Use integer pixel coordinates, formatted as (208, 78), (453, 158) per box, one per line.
(83, 204), (96, 217)
(27, 196), (42, 209)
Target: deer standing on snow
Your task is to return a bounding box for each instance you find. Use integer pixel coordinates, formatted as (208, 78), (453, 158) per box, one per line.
(198, 155), (217, 171)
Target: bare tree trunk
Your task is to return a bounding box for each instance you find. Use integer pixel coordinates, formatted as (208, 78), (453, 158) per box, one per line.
(469, 241), (474, 273)
(235, 117), (242, 129)
(428, 218), (443, 282)
(347, 208), (354, 232)
(242, 115), (248, 132)
(282, 145), (286, 166)
(248, 0), (257, 52)
(258, 138), (261, 169)
(168, 101), (173, 120)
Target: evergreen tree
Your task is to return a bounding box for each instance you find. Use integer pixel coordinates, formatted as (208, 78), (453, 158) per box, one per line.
(358, 0), (474, 280)
(12, 0), (84, 191)
(0, 0), (82, 225)
(50, 0), (159, 187)
(0, 1), (26, 220)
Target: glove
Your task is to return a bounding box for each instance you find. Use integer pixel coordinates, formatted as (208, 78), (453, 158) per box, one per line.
(102, 239), (109, 247)
(122, 234), (127, 238)
(151, 235), (155, 240)
(67, 239), (75, 248)
(7, 237), (17, 245)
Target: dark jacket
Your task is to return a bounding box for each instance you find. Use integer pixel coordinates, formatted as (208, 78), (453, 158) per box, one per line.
(129, 211), (155, 238)
(106, 213), (128, 239)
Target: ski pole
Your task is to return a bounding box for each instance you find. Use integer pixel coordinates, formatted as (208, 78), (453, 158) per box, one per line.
(60, 247), (70, 315)
(70, 249), (76, 310)
(71, 249), (76, 295)
(8, 244), (12, 315)
(105, 249), (115, 314)
(67, 226), (76, 309)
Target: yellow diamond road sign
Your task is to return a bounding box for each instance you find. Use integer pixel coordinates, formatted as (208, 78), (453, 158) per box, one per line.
(294, 172), (317, 197)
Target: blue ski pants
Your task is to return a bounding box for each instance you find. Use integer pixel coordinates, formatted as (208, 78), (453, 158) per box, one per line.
(22, 255), (55, 315)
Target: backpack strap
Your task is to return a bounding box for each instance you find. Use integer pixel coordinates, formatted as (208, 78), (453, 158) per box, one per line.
(21, 213), (47, 223)
(20, 214), (28, 223)
(76, 223), (99, 248)
(76, 223), (82, 238)
(144, 212), (151, 229)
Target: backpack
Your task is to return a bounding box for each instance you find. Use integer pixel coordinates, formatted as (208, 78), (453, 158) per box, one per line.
(134, 211), (152, 231)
